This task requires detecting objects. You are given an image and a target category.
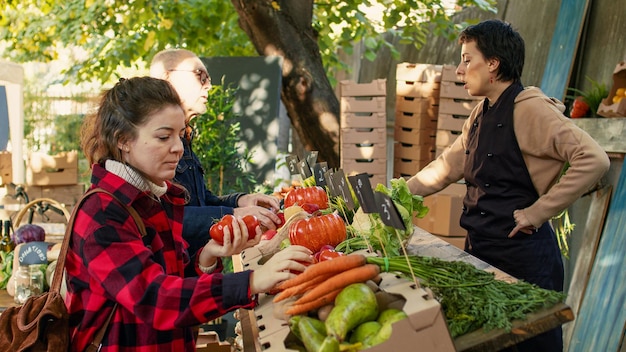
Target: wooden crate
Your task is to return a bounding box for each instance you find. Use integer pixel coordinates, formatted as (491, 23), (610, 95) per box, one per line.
(395, 111), (437, 130)
(396, 63), (442, 83)
(341, 111), (386, 128)
(341, 127), (386, 144)
(342, 143), (387, 160)
(341, 96), (386, 113)
(394, 126), (436, 145)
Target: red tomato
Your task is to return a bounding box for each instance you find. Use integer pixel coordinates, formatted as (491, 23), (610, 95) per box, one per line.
(209, 214), (235, 244)
(276, 212), (286, 228)
(261, 229), (278, 241)
(242, 215), (260, 240)
(284, 186), (329, 210)
(317, 249), (345, 262)
(288, 213), (347, 253)
(209, 215), (258, 244)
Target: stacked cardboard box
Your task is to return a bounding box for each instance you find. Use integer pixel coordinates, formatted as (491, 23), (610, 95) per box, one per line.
(340, 79), (388, 187)
(26, 151), (79, 186)
(393, 63), (441, 178)
(436, 65), (483, 156)
(0, 151), (12, 186)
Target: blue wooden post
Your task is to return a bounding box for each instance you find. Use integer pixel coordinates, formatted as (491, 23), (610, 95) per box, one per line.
(568, 160), (626, 351)
(540, 0), (591, 101)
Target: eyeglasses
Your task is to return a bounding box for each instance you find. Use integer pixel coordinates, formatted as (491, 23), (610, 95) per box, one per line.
(168, 69), (211, 86)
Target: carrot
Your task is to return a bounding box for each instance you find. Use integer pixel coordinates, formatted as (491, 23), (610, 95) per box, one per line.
(273, 272), (334, 303)
(277, 254), (367, 291)
(285, 288), (342, 316)
(295, 264), (380, 306)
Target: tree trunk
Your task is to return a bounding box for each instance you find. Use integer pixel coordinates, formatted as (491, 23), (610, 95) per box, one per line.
(231, 0), (340, 168)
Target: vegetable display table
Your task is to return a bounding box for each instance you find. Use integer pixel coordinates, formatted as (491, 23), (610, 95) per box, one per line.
(233, 226), (574, 351)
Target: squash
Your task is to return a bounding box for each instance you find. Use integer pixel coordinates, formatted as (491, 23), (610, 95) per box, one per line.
(289, 213), (346, 253)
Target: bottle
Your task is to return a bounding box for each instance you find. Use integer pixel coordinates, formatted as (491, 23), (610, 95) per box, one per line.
(0, 219), (15, 252)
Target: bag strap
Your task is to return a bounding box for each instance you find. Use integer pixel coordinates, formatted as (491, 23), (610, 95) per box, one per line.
(52, 187), (147, 351)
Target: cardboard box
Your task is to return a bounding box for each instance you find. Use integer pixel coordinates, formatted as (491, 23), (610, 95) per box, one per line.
(437, 113), (469, 131)
(441, 64), (460, 82)
(342, 143), (387, 160)
(395, 110), (437, 130)
(340, 79), (387, 97)
(340, 158), (387, 176)
(246, 261), (455, 351)
(597, 61), (626, 117)
(393, 142), (435, 161)
(341, 96), (386, 113)
(396, 63), (442, 83)
(341, 127), (386, 144)
(396, 95), (438, 113)
(439, 97), (481, 116)
(435, 129), (462, 148)
(396, 81), (440, 98)
(394, 126), (436, 145)
(0, 151), (12, 186)
(413, 183), (467, 237)
(341, 111), (386, 128)
(26, 151), (79, 186)
(394, 158), (430, 176)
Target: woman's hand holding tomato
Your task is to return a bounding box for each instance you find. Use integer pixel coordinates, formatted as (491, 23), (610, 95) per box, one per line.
(203, 215), (262, 260)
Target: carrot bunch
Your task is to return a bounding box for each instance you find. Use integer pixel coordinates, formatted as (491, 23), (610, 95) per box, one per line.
(273, 254), (380, 316)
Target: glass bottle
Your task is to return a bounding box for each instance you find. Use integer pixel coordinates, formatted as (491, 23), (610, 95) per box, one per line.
(0, 219), (16, 252)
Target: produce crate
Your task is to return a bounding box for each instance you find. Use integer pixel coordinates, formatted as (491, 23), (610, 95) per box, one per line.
(435, 129), (462, 148)
(437, 113), (469, 131)
(394, 126), (436, 146)
(26, 151), (79, 186)
(342, 143), (387, 160)
(396, 81), (440, 98)
(393, 158), (430, 178)
(341, 128), (386, 145)
(439, 98), (480, 116)
(395, 111), (437, 130)
(396, 96), (439, 115)
(341, 112), (386, 129)
(341, 96), (386, 113)
(393, 142), (436, 162)
(340, 79), (387, 97)
(0, 151), (12, 186)
(396, 63), (442, 83)
(340, 158), (387, 176)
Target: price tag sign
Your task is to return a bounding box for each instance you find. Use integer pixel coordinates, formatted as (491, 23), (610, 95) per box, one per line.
(285, 155), (300, 176)
(348, 173), (376, 214)
(324, 169), (338, 197)
(313, 162), (328, 187)
(332, 169), (355, 211)
(374, 191), (406, 231)
(305, 151), (318, 169)
(298, 159), (313, 179)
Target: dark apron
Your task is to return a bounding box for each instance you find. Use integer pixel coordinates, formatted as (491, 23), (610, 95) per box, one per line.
(461, 82), (564, 351)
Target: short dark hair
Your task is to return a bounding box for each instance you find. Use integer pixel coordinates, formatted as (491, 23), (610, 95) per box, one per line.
(458, 19), (525, 83)
(81, 76), (182, 165)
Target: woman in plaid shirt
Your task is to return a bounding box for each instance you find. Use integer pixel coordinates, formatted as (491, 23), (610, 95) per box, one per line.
(66, 77), (313, 351)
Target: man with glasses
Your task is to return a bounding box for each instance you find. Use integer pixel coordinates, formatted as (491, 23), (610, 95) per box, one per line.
(150, 49), (282, 262)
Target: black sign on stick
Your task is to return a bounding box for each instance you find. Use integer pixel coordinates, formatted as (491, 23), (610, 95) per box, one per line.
(298, 159), (313, 179)
(305, 151), (318, 169)
(374, 191), (406, 231)
(348, 173), (377, 214)
(285, 155), (300, 176)
(324, 169), (338, 197)
(313, 162), (328, 187)
(332, 169), (355, 211)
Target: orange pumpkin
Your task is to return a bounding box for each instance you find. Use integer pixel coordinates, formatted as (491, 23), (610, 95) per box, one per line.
(288, 213), (346, 253)
(284, 186), (329, 210)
